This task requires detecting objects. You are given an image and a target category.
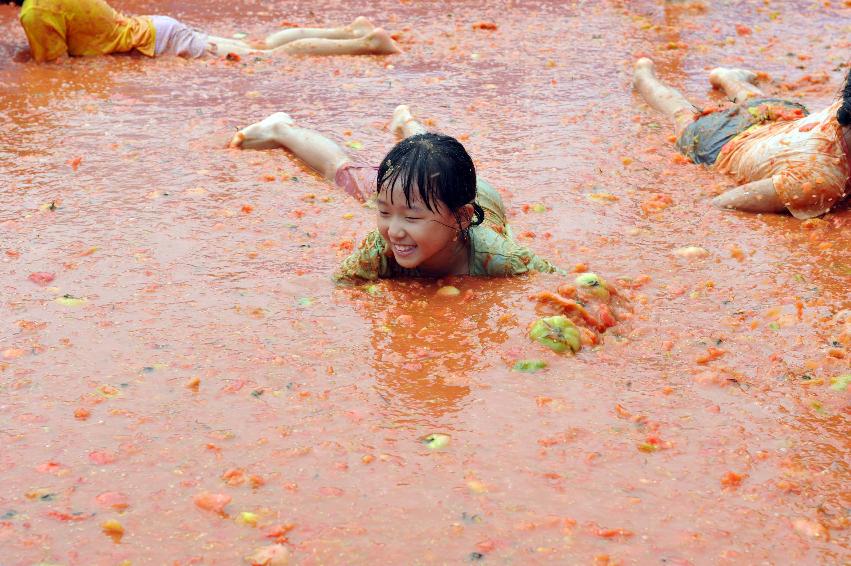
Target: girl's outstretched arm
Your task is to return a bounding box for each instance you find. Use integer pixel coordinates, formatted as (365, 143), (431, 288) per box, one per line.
(711, 178), (785, 213)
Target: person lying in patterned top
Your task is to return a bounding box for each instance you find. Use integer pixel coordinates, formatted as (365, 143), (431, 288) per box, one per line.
(229, 105), (562, 282)
(633, 58), (850, 219)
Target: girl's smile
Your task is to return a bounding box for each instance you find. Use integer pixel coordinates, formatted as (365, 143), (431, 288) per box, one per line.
(390, 242), (417, 257)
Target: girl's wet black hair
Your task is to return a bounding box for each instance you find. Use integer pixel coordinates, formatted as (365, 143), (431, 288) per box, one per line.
(376, 133), (485, 235)
(14, 0), (26, 5)
(839, 67), (851, 126)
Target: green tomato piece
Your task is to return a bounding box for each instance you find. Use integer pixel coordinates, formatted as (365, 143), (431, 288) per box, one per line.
(512, 359), (548, 372)
(830, 374), (851, 391)
(574, 272), (602, 288)
(574, 272), (610, 300)
(529, 316), (581, 354)
(364, 284), (382, 296)
(422, 433), (451, 450)
(637, 442), (658, 453)
(56, 294), (85, 307)
(236, 511), (259, 526)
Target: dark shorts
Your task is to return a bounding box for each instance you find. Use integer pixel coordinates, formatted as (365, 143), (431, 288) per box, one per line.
(676, 98), (809, 165)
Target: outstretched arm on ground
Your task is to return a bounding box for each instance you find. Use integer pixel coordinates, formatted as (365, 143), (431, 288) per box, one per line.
(711, 178), (785, 213)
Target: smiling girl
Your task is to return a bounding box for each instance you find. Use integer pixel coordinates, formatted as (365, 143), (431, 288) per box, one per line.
(230, 105), (560, 281)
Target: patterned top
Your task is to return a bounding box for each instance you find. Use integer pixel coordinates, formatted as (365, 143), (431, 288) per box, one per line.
(335, 179), (561, 282)
(715, 101), (849, 219)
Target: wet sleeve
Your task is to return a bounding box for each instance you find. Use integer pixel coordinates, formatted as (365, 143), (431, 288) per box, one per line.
(333, 231), (390, 282)
(772, 164), (847, 220)
(476, 245), (562, 276)
(20, 8), (68, 62)
(505, 247), (562, 275)
(524, 252), (562, 274)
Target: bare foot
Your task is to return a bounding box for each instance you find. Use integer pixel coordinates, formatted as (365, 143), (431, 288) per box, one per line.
(365, 28), (402, 55)
(632, 57), (659, 89)
(348, 16), (375, 37)
(633, 57), (655, 78)
(708, 67), (758, 90)
(390, 104), (414, 136)
(229, 112), (294, 149)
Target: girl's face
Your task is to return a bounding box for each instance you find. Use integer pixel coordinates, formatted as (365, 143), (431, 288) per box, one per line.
(376, 183), (472, 275)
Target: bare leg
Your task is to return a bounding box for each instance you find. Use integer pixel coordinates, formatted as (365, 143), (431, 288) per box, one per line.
(276, 28), (400, 56)
(207, 26), (398, 57)
(633, 57), (699, 136)
(206, 36), (264, 56)
(265, 16), (374, 48)
(389, 105), (427, 138)
(229, 112), (350, 180)
(708, 67), (764, 104)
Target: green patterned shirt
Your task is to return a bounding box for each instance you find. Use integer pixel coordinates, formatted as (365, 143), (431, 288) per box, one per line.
(334, 180), (560, 282)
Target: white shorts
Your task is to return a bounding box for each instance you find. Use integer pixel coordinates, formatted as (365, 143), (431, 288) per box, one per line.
(151, 15), (208, 58)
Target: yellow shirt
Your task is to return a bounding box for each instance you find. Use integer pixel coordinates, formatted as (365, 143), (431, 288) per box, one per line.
(20, 0), (155, 62)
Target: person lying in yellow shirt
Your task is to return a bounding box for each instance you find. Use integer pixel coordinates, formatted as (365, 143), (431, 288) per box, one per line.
(14, 0), (400, 63)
